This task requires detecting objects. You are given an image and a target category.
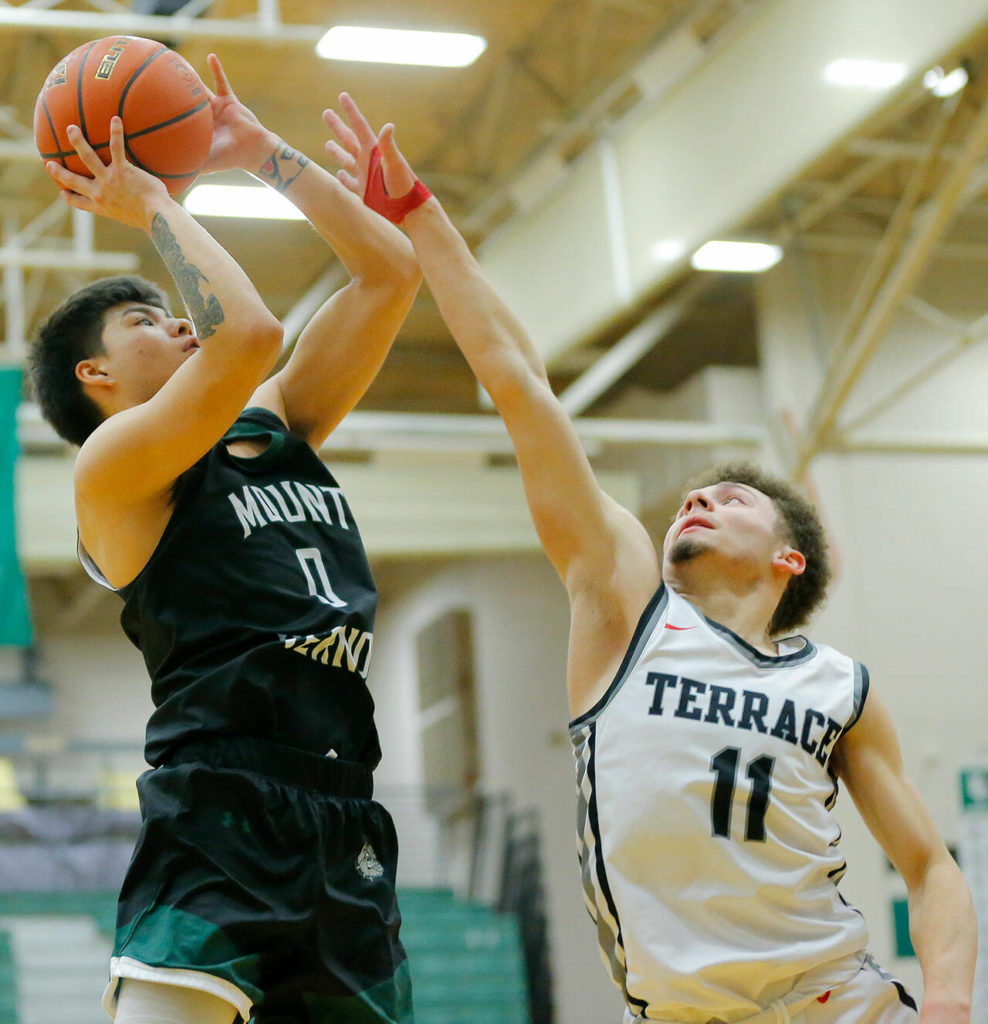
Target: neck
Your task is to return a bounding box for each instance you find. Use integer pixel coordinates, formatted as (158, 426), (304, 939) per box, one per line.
(666, 570), (782, 656)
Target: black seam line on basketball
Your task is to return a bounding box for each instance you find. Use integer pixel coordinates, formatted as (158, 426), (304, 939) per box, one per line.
(40, 137), (201, 180)
(38, 97), (63, 169)
(124, 119), (208, 178)
(45, 96), (209, 159)
(126, 98), (210, 141)
(41, 99), (212, 172)
(116, 45), (168, 120)
(76, 39), (102, 144)
(123, 101), (211, 179)
(40, 140), (111, 161)
(42, 97), (208, 171)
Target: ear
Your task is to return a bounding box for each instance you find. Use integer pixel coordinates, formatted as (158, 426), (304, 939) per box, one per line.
(773, 547), (806, 578)
(75, 358), (114, 389)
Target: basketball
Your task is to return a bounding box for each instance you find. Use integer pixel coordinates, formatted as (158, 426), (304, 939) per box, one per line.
(34, 36), (213, 196)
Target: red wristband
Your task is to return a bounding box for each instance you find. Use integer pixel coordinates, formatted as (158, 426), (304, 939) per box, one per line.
(363, 144), (432, 224)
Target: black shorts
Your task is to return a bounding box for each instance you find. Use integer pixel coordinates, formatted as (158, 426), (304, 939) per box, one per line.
(102, 737), (413, 1024)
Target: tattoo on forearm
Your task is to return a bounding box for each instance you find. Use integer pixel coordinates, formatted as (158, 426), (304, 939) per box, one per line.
(150, 213), (225, 341)
(258, 144), (309, 193)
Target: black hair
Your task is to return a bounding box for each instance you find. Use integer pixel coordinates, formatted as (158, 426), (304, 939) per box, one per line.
(29, 275), (170, 447)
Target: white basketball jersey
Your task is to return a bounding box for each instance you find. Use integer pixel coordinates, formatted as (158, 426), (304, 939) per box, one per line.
(570, 583), (870, 1023)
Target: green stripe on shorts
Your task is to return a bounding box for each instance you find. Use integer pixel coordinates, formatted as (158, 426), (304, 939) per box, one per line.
(115, 903), (263, 1004)
(299, 961), (414, 1024)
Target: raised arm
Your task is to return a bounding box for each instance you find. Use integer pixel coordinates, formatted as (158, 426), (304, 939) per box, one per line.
(832, 689), (976, 1024)
(53, 118), (283, 512)
(324, 110), (657, 602)
(202, 57), (420, 447)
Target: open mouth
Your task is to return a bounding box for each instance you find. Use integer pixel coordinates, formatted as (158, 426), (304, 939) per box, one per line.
(679, 515), (712, 535)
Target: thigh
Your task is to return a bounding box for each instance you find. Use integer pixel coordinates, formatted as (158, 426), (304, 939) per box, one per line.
(803, 955), (918, 1024)
(114, 979), (239, 1024)
(251, 795), (414, 1024)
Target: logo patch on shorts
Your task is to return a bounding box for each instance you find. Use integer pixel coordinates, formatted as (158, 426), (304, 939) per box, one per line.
(356, 842), (384, 879)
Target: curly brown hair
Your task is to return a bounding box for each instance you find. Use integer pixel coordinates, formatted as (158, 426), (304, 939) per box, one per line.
(683, 461), (831, 636)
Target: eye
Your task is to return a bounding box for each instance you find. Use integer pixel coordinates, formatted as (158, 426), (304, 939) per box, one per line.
(724, 495), (742, 505)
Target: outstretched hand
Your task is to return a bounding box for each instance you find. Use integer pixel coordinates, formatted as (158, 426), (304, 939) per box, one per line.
(374, 123), (418, 198)
(323, 94), (429, 222)
(201, 53), (276, 174)
(322, 92), (380, 198)
(45, 117), (169, 230)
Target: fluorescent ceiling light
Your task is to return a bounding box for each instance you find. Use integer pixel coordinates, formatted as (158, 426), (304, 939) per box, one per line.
(923, 65), (968, 97)
(690, 241), (782, 273)
(316, 26), (486, 67)
(823, 58), (906, 90)
(651, 239), (686, 262)
(184, 184), (306, 220)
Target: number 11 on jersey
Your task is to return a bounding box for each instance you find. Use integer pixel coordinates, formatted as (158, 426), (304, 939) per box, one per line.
(710, 746), (775, 842)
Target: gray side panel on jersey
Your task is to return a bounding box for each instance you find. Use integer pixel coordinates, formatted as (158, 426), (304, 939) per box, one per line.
(568, 584), (668, 735)
(572, 722), (645, 1013)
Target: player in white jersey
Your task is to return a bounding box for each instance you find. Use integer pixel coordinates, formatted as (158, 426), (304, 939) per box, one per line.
(323, 100), (977, 1024)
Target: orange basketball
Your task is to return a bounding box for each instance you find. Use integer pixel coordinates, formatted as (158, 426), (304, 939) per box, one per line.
(34, 36), (213, 196)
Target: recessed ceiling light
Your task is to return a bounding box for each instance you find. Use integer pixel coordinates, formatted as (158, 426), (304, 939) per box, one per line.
(184, 184), (306, 220)
(690, 241), (782, 273)
(823, 58), (907, 90)
(651, 239), (686, 262)
(316, 26), (487, 67)
(924, 65), (968, 97)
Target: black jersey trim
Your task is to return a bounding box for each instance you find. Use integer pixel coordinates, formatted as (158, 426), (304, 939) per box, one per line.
(893, 981), (918, 1012)
(585, 727), (648, 1014)
(568, 583), (668, 731)
(220, 406), (291, 471)
(702, 612), (817, 668)
(861, 954), (917, 1011)
(842, 662), (870, 734)
(240, 406), (289, 431)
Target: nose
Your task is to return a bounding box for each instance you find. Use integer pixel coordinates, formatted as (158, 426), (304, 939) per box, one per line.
(171, 317), (193, 336)
(681, 489), (712, 515)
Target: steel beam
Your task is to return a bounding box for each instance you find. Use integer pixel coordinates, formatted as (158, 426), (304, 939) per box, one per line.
(17, 399), (764, 454)
(838, 429), (988, 456)
(795, 88), (988, 473)
(840, 305), (988, 434)
(0, 3), (324, 43)
(558, 277), (708, 416)
(0, 247), (138, 271)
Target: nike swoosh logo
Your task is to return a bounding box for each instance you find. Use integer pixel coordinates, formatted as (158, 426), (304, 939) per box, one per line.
(664, 624), (697, 630)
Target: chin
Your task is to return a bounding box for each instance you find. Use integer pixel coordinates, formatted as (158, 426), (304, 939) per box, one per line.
(669, 536), (707, 565)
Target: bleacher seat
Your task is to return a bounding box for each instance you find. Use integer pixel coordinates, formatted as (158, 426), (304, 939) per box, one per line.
(400, 889), (530, 1024)
(0, 758), (25, 812)
(0, 888), (531, 1024)
(0, 926), (19, 1024)
(96, 769), (141, 811)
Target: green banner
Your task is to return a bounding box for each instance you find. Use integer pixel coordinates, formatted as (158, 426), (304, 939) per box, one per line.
(0, 368), (32, 646)
(961, 768), (988, 810)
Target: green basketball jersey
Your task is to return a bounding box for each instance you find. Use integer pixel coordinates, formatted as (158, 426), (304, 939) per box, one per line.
(109, 408), (380, 767)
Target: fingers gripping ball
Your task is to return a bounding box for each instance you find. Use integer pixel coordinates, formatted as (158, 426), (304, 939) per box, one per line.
(34, 36), (213, 195)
